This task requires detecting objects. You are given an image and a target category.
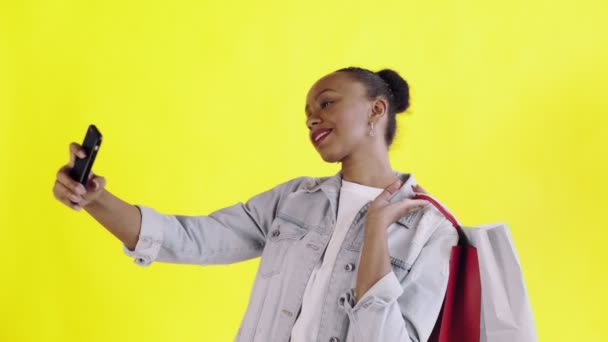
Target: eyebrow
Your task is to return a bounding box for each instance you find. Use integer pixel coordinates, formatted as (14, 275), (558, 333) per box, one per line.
(305, 88), (337, 114)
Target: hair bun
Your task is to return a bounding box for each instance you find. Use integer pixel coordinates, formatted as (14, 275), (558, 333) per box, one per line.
(376, 69), (410, 113)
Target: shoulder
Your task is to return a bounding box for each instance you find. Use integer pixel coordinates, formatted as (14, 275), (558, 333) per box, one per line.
(271, 174), (331, 194)
(417, 199), (459, 247)
(276, 175), (316, 191)
(431, 215), (459, 246)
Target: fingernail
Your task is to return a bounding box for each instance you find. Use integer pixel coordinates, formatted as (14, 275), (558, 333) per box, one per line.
(77, 185), (86, 194)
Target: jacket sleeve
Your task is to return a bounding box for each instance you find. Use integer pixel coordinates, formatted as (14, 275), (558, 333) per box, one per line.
(339, 217), (458, 342)
(121, 177), (304, 267)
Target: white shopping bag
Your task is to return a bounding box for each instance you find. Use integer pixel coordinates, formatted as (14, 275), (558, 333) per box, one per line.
(463, 222), (538, 342)
(418, 193), (538, 342)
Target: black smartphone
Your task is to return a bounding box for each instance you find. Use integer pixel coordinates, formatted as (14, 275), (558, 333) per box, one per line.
(70, 124), (102, 187)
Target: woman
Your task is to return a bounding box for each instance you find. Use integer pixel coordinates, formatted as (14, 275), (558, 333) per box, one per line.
(52, 66), (458, 342)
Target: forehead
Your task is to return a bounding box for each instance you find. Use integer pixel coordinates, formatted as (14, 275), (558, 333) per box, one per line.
(306, 72), (363, 101)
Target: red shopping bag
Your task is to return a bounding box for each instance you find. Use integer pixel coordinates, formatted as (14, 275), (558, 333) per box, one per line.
(414, 193), (482, 342)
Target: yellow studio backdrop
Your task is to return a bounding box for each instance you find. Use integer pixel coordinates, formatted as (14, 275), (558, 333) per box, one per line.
(1, 0), (607, 340)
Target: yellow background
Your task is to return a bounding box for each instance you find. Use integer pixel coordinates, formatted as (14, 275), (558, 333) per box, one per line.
(1, 0), (607, 340)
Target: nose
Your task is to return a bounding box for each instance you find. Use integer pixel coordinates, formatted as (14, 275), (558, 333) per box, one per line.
(306, 115), (322, 130)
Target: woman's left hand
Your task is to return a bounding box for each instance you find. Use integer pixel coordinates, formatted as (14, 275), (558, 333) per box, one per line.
(365, 180), (430, 233)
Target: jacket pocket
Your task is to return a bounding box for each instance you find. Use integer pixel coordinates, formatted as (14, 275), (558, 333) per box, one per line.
(386, 223), (418, 281)
(389, 255), (411, 281)
(259, 218), (309, 278)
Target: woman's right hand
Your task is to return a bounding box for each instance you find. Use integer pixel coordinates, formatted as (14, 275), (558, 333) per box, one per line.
(364, 180), (431, 232)
(53, 142), (107, 211)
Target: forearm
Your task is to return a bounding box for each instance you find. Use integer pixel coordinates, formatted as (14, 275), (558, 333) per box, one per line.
(355, 225), (392, 302)
(83, 188), (142, 250)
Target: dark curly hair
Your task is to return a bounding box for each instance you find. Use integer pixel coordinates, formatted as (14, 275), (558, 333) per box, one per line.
(334, 66), (410, 148)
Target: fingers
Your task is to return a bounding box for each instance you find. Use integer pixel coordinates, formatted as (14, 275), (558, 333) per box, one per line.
(84, 174), (105, 193)
(69, 142), (86, 168)
(374, 179), (402, 202)
(411, 184), (427, 194)
(56, 165), (87, 196)
(385, 198), (429, 220)
(53, 178), (84, 211)
(55, 143), (92, 211)
(398, 198), (429, 211)
(367, 181), (430, 228)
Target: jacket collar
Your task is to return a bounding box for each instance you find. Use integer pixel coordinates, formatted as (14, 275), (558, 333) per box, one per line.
(302, 169), (419, 228)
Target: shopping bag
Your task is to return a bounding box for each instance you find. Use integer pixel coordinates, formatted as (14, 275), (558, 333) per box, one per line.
(416, 193), (537, 342)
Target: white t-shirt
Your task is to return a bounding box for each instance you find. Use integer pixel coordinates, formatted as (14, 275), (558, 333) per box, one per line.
(290, 178), (385, 341)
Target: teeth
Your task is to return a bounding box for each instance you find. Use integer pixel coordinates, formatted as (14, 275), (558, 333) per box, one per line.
(315, 130), (330, 142)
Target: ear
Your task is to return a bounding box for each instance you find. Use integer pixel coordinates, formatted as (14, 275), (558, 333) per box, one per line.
(369, 96), (389, 121)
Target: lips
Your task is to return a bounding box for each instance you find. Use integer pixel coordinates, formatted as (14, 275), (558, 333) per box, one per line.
(311, 128), (333, 145)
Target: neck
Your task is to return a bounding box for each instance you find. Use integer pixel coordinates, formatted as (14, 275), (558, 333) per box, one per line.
(339, 151), (398, 189)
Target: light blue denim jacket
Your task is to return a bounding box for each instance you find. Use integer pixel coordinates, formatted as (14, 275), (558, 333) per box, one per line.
(122, 170), (458, 342)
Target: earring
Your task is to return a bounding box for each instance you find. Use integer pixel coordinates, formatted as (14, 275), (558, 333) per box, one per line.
(369, 121), (375, 136)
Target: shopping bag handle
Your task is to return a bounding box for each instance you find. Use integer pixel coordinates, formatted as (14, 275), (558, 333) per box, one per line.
(413, 193), (469, 245)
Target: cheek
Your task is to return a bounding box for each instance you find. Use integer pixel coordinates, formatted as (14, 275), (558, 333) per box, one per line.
(329, 126), (362, 151)
(330, 104), (368, 140)
(334, 117), (366, 139)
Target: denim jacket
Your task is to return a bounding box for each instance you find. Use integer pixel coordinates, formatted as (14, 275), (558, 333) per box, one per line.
(122, 170), (458, 342)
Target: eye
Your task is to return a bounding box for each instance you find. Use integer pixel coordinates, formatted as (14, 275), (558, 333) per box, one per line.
(321, 101), (333, 109)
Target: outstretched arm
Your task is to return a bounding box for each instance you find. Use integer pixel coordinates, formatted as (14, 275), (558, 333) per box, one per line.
(119, 177), (305, 267)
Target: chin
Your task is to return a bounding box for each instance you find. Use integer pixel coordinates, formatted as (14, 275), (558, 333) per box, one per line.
(319, 151), (343, 164)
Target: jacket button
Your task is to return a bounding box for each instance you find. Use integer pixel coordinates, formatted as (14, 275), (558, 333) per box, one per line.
(271, 229), (281, 237)
(329, 337), (340, 342)
(344, 263), (355, 271)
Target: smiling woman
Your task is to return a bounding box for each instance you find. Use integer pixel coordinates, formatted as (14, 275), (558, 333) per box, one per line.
(53, 66), (456, 342)
(304, 67), (411, 166)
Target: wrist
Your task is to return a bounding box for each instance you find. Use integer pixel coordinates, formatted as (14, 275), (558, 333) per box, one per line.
(364, 223), (388, 240)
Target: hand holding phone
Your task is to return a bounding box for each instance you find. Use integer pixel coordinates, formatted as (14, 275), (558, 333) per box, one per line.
(52, 124), (107, 211)
(69, 124), (102, 186)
